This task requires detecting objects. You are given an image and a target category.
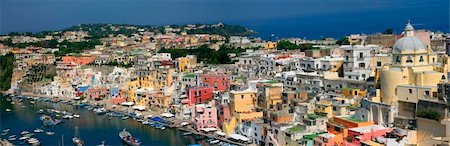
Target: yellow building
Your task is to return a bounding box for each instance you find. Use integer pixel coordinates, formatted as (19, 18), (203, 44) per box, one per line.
(125, 68), (174, 105)
(315, 100), (333, 118)
(257, 82), (283, 109)
(264, 42), (277, 49)
(379, 22), (446, 105)
(177, 55), (197, 72)
(223, 89), (263, 135)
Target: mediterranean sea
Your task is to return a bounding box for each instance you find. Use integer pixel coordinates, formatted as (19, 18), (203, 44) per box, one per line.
(1, 0), (449, 39)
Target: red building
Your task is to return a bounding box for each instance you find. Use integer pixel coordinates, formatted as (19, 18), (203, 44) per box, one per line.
(201, 73), (230, 92)
(186, 86), (214, 106)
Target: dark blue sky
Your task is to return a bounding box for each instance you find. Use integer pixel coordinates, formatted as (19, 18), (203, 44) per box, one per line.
(1, 0), (448, 39)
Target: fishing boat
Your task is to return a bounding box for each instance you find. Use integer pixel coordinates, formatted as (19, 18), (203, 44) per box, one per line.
(119, 129), (141, 146)
(8, 135), (16, 138)
(2, 129), (10, 132)
(160, 127), (166, 130)
(37, 109), (44, 114)
(72, 127), (84, 146)
(1, 132), (7, 136)
(122, 116), (129, 120)
(73, 114), (81, 118)
(27, 138), (40, 146)
(5, 109), (11, 112)
(63, 115), (74, 119)
(34, 128), (44, 133)
(40, 115), (62, 126)
(45, 131), (55, 136)
(8, 137), (17, 141)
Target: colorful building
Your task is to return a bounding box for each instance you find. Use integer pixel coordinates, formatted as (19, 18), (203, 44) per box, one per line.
(186, 86), (214, 106)
(202, 73), (230, 92)
(344, 125), (392, 146)
(191, 104), (219, 131)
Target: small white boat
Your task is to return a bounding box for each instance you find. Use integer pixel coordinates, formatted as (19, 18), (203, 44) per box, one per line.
(63, 115), (74, 119)
(10, 102), (15, 104)
(5, 109), (11, 112)
(161, 127), (166, 130)
(1, 132), (8, 136)
(210, 140), (220, 144)
(2, 129), (10, 132)
(21, 105), (26, 108)
(34, 128), (44, 133)
(37, 109), (44, 114)
(21, 131), (29, 135)
(8, 137), (17, 141)
(73, 114), (80, 118)
(8, 135), (16, 138)
(98, 140), (106, 146)
(45, 131), (55, 136)
(19, 136), (29, 141)
(27, 138), (40, 146)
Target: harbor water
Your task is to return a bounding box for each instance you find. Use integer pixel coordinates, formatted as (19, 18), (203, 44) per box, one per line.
(0, 95), (203, 146)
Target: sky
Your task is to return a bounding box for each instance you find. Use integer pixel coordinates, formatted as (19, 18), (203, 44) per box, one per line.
(1, 0), (449, 39)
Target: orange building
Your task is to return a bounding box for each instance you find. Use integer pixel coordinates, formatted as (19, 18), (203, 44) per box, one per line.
(62, 56), (95, 65)
(326, 116), (374, 138)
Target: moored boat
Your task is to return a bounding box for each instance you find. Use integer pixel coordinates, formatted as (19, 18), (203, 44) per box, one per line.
(27, 138), (40, 146)
(119, 129), (141, 146)
(45, 131), (55, 136)
(72, 126), (84, 146)
(34, 128), (44, 133)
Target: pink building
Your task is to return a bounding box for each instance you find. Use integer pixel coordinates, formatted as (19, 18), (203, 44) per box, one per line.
(202, 73), (230, 92)
(191, 104), (218, 131)
(218, 105), (231, 129)
(186, 86), (214, 106)
(86, 87), (109, 100)
(343, 125), (392, 146)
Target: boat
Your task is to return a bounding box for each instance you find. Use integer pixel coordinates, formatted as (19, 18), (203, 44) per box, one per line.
(73, 114), (80, 118)
(183, 132), (192, 136)
(21, 131), (30, 135)
(5, 109), (11, 112)
(160, 126), (166, 130)
(45, 131), (55, 136)
(122, 116), (129, 120)
(34, 128), (44, 133)
(210, 140), (220, 144)
(119, 129), (141, 146)
(1, 132), (8, 136)
(2, 129), (10, 132)
(8, 135), (16, 138)
(19, 136), (29, 141)
(8, 137), (17, 141)
(37, 109), (44, 114)
(27, 138), (40, 146)
(40, 115), (63, 126)
(142, 120), (151, 125)
(72, 126), (84, 146)
(24, 133), (34, 137)
(94, 108), (108, 115)
(63, 115), (74, 119)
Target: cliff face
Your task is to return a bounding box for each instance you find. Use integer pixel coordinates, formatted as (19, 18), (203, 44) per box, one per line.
(0, 53), (14, 91)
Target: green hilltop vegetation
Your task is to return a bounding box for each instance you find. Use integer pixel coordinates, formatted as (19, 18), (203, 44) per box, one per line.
(158, 45), (245, 64)
(0, 53), (15, 91)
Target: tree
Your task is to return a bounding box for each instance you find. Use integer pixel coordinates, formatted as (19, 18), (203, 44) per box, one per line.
(336, 37), (350, 45)
(277, 40), (299, 50)
(383, 28), (394, 34)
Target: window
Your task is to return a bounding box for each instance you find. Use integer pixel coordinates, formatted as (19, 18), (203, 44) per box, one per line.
(419, 56), (424, 62)
(241, 95), (244, 99)
(359, 52), (363, 58)
(406, 56), (413, 63)
(425, 91), (430, 96)
(377, 61), (382, 67)
(409, 89), (413, 94)
(396, 56), (400, 63)
(334, 126), (341, 132)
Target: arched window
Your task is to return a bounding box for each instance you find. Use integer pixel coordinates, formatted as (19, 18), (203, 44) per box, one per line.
(406, 56), (413, 63)
(419, 56), (424, 62)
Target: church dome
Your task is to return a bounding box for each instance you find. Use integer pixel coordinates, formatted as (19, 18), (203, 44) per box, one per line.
(393, 36), (426, 53)
(393, 21), (427, 53)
